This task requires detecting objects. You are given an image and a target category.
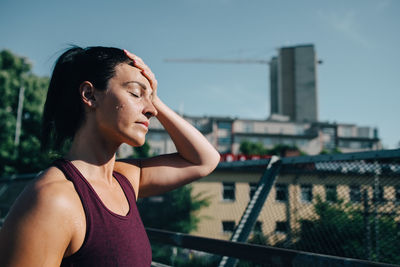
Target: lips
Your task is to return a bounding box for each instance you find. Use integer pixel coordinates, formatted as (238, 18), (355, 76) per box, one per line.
(138, 121), (149, 128)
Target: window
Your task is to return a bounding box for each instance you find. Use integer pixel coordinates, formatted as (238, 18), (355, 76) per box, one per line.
(193, 120), (205, 131)
(244, 122), (253, 133)
(275, 221), (288, 233)
(342, 127), (353, 137)
(218, 121), (232, 130)
(223, 182), (235, 201)
(218, 137), (231, 145)
(295, 126), (305, 135)
(263, 138), (272, 146)
(339, 140), (351, 148)
(282, 138), (293, 146)
(300, 184), (313, 203)
(396, 186), (400, 203)
(253, 221), (262, 233)
(275, 183), (288, 202)
(326, 185), (337, 202)
(150, 133), (163, 141)
(296, 139), (307, 147)
(249, 183), (258, 199)
(350, 185), (361, 203)
(372, 186), (385, 203)
(222, 221), (235, 233)
(350, 141), (361, 149)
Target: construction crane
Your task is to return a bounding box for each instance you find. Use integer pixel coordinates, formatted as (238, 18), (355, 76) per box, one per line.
(164, 58), (270, 65)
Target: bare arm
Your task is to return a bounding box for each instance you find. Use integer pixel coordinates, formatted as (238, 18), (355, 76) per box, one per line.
(0, 177), (74, 266)
(140, 96), (220, 197)
(117, 51), (220, 198)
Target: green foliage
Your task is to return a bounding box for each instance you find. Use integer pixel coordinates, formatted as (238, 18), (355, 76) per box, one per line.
(266, 144), (302, 156)
(133, 141), (151, 158)
(239, 140), (267, 155)
(292, 196), (400, 264)
(239, 140), (303, 156)
(235, 231), (269, 267)
(138, 184), (210, 265)
(319, 147), (342, 155)
(0, 50), (52, 177)
(138, 185), (209, 233)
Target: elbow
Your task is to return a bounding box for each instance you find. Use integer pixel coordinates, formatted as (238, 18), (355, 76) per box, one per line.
(198, 150), (220, 177)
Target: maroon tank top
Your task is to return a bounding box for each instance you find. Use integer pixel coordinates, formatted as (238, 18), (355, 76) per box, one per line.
(53, 159), (152, 267)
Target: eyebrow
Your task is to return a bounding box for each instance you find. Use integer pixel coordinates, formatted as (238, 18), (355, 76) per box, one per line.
(123, 81), (147, 90)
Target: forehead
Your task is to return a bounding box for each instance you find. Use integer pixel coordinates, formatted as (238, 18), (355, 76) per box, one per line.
(111, 63), (151, 89)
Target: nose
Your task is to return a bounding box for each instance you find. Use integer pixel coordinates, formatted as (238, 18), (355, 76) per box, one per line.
(143, 98), (158, 119)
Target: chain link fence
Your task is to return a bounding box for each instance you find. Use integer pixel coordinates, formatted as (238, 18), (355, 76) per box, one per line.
(252, 156), (400, 265)
(0, 151), (399, 266)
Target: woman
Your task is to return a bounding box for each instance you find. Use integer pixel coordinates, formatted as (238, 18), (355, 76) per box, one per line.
(0, 46), (220, 266)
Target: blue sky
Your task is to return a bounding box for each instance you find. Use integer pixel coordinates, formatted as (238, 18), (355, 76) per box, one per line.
(1, 0), (399, 148)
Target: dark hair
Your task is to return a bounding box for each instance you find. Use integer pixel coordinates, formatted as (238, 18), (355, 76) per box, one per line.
(41, 46), (134, 151)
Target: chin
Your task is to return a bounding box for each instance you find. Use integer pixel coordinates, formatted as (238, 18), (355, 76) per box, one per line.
(126, 137), (146, 147)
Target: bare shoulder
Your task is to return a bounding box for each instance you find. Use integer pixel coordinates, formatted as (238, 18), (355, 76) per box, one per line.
(115, 158), (141, 173)
(0, 166), (80, 266)
(2, 166), (79, 233)
(20, 166), (78, 213)
(114, 159), (141, 196)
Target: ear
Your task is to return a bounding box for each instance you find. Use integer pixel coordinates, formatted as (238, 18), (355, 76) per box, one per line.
(79, 81), (97, 108)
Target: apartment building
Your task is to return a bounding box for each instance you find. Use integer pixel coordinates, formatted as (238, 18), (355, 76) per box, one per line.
(190, 161), (400, 244)
(116, 114), (381, 159)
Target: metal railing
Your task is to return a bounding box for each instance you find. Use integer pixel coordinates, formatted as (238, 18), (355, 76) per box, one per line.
(0, 149), (399, 266)
(146, 227), (397, 267)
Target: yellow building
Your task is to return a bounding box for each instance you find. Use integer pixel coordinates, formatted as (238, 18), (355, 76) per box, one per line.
(190, 160), (400, 246)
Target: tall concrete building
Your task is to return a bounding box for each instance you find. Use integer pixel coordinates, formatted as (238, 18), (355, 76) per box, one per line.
(270, 44), (318, 122)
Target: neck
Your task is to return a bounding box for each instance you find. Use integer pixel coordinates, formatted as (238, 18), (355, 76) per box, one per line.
(66, 124), (121, 184)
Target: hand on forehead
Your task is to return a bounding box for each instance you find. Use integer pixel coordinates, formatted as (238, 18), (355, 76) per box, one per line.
(124, 50), (157, 92)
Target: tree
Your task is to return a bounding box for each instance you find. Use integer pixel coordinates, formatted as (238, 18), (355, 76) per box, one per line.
(133, 141), (151, 158)
(319, 147), (342, 155)
(130, 140), (210, 265)
(138, 186), (209, 233)
(239, 140), (267, 155)
(291, 197), (400, 264)
(239, 140), (304, 157)
(138, 185), (210, 265)
(0, 50), (51, 177)
(266, 144), (303, 157)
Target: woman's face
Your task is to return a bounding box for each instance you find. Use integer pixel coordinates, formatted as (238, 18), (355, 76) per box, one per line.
(94, 63), (156, 147)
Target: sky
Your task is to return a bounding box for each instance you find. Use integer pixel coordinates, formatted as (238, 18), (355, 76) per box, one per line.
(1, 0), (399, 149)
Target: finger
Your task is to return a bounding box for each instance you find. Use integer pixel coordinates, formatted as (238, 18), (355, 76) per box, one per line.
(123, 49), (136, 60)
(124, 50), (146, 69)
(141, 70), (157, 90)
(124, 49), (157, 90)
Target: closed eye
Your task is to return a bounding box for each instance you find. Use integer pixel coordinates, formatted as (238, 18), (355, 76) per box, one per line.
(129, 92), (140, 98)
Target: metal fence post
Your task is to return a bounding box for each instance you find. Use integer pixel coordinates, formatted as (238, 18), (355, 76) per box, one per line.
(219, 156), (282, 267)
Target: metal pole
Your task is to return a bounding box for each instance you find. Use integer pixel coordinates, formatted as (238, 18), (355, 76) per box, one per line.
(363, 188), (371, 260)
(219, 156), (282, 267)
(373, 161), (381, 262)
(14, 85), (25, 148)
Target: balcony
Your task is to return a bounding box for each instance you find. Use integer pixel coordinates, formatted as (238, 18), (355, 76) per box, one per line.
(1, 149), (400, 266)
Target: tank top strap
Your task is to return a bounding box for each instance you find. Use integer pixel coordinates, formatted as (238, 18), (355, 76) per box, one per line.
(112, 171), (138, 203)
(53, 158), (94, 199)
(52, 158), (95, 242)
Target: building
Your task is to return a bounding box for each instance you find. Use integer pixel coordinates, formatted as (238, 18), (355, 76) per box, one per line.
(190, 159), (400, 244)
(270, 44), (319, 122)
(116, 43), (380, 159)
(117, 114), (381, 159)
